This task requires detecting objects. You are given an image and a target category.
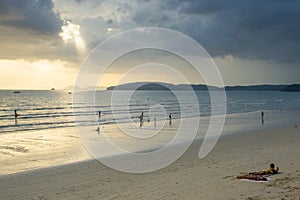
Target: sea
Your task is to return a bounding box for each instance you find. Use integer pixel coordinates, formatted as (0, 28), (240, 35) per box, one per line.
(0, 90), (300, 134)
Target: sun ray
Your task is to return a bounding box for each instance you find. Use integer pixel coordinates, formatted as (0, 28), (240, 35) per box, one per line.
(59, 20), (86, 54)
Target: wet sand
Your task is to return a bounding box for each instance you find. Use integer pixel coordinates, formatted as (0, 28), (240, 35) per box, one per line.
(0, 124), (299, 199)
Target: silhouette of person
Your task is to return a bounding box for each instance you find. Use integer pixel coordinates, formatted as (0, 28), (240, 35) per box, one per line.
(261, 111), (264, 124)
(14, 109), (18, 119)
(139, 112), (144, 127)
(98, 111), (101, 119)
(169, 113), (172, 125)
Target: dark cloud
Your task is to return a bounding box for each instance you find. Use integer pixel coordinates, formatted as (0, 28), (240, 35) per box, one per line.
(131, 0), (300, 63)
(1, 0), (299, 68)
(105, 19), (114, 24)
(0, 0), (63, 34)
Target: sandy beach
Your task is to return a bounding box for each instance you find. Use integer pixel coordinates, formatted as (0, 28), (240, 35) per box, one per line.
(0, 123), (299, 199)
(1, 0), (300, 199)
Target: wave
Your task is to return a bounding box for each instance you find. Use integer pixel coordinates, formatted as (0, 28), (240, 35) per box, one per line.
(1, 90), (300, 133)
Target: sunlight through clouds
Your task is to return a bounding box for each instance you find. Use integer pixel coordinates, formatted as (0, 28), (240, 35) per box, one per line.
(59, 20), (86, 54)
(59, 20), (80, 41)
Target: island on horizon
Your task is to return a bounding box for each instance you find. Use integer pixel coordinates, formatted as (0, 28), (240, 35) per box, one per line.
(106, 82), (300, 92)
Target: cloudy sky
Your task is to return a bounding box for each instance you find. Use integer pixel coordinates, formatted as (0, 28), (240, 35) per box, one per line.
(0, 0), (299, 89)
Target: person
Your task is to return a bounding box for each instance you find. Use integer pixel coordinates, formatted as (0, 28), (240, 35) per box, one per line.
(237, 174), (268, 181)
(139, 112), (144, 127)
(261, 111), (264, 124)
(249, 163), (279, 175)
(237, 163), (279, 181)
(98, 111), (101, 119)
(14, 109), (18, 119)
(169, 113), (172, 125)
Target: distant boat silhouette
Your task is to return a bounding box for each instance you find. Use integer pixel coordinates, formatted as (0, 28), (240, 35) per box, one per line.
(13, 91), (21, 94)
(51, 88), (55, 91)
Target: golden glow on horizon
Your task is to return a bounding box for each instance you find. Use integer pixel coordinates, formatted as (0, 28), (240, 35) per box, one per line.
(0, 59), (77, 90)
(1, 56), (293, 90)
(98, 64), (198, 88)
(98, 73), (124, 88)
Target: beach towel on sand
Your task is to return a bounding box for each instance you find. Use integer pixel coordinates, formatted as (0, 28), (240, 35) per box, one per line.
(240, 177), (272, 183)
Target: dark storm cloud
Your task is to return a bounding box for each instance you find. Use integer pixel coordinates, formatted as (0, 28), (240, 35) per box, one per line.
(0, 0), (63, 34)
(131, 0), (300, 62)
(105, 19), (114, 24)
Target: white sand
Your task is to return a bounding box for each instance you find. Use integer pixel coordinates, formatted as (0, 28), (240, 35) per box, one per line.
(0, 125), (300, 199)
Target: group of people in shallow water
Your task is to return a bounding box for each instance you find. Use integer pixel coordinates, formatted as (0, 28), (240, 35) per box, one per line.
(237, 163), (279, 181)
(95, 111), (173, 132)
(139, 112), (172, 127)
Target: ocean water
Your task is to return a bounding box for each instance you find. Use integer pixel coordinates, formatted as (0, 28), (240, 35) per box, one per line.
(0, 90), (300, 134)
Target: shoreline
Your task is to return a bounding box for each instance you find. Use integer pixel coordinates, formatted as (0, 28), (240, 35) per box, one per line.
(1, 109), (300, 176)
(0, 124), (300, 199)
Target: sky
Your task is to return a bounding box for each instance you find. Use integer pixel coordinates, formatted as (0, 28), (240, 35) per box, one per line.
(0, 0), (300, 89)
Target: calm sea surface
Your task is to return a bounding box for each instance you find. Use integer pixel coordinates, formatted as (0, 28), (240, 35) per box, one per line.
(0, 90), (300, 133)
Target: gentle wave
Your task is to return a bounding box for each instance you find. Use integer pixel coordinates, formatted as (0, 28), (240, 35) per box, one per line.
(0, 90), (300, 133)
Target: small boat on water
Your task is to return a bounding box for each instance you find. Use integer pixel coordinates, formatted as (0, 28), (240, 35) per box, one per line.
(13, 91), (21, 94)
(51, 88), (55, 91)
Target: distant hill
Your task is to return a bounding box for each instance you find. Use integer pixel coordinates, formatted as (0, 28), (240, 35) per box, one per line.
(225, 84), (288, 91)
(106, 82), (300, 91)
(281, 84), (300, 92)
(106, 82), (221, 91)
(107, 82), (174, 91)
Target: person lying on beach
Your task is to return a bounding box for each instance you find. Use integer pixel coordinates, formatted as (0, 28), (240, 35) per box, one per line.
(249, 163), (279, 175)
(237, 163), (279, 181)
(237, 174), (268, 181)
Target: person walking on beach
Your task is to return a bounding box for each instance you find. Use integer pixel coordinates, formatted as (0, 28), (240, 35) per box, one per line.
(139, 112), (144, 127)
(96, 126), (100, 134)
(261, 111), (264, 124)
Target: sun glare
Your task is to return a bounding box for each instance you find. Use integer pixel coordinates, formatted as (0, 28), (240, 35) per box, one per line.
(59, 20), (86, 53)
(59, 21), (80, 41)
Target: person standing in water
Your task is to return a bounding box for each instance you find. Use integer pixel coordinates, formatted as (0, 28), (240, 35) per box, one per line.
(139, 112), (144, 127)
(261, 111), (264, 125)
(98, 111), (101, 119)
(14, 109), (18, 119)
(169, 113), (172, 125)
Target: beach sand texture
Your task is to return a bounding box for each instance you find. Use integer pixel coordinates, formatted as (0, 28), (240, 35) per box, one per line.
(0, 124), (299, 199)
